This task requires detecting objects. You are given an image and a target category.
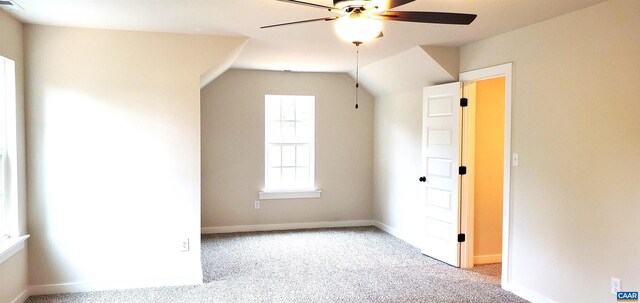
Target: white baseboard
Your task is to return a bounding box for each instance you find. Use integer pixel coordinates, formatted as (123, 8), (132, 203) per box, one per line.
(474, 254), (502, 264)
(504, 282), (556, 303)
(28, 275), (202, 297)
(14, 222), (549, 303)
(201, 220), (374, 234)
(373, 221), (421, 248)
(10, 288), (30, 303)
(373, 222), (548, 303)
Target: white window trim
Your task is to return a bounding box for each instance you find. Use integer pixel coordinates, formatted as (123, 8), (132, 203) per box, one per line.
(259, 190), (322, 200)
(264, 95), (317, 193)
(0, 55), (28, 263)
(0, 151), (5, 239)
(0, 61), (6, 241)
(0, 234), (28, 264)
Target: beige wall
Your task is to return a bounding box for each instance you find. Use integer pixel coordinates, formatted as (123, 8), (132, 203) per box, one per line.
(201, 69), (373, 228)
(461, 0), (640, 301)
(372, 90), (423, 245)
(25, 25), (246, 288)
(0, 8), (28, 303)
(473, 77), (504, 261)
(0, 248), (28, 303)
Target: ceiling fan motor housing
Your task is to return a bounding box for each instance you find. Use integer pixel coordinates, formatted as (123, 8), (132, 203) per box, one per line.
(333, 0), (370, 11)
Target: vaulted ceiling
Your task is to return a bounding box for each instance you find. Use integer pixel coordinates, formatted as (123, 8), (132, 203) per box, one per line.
(5, 0), (605, 71)
(3, 0), (606, 95)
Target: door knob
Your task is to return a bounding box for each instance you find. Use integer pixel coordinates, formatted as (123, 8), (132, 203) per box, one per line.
(419, 176), (427, 182)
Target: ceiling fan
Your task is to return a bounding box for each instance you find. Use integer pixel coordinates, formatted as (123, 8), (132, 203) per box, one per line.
(261, 0), (477, 44)
(262, 0), (476, 109)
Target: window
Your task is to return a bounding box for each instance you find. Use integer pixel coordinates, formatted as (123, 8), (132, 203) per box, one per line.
(0, 60), (7, 242)
(0, 152), (5, 242)
(0, 55), (28, 264)
(264, 95), (316, 193)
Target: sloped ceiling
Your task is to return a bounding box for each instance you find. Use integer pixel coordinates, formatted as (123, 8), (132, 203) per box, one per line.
(353, 45), (459, 97)
(3, 0), (607, 95)
(2, 0), (607, 74)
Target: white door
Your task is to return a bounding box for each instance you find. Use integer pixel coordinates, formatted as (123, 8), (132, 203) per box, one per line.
(420, 82), (462, 267)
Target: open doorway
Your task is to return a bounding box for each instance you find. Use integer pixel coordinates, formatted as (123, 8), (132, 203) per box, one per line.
(472, 77), (506, 265)
(419, 63), (512, 288)
(464, 77), (506, 281)
(460, 63), (513, 288)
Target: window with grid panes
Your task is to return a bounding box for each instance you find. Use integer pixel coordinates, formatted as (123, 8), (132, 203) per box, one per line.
(265, 95), (315, 191)
(0, 59), (7, 241)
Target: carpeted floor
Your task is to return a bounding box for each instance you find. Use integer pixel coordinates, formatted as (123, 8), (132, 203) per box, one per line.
(26, 226), (527, 303)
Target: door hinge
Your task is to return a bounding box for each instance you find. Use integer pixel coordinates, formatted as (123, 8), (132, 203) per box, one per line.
(460, 98), (468, 107)
(458, 233), (466, 242)
(459, 166), (467, 175)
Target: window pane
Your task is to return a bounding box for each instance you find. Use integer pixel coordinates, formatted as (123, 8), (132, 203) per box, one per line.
(282, 168), (295, 187)
(281, 98), (295, 121)
(267, 167), (281, 189)
(267, 145), (281, 167)
(265, 98), (280, 122)
(296, 145), (310, 167)
(296, 98), (313, 121)
(282, 145), (296, 166)
(296, 122), (312, 141)
(265, 121), (281, 143)
(0, 62), (7, 238)
(296, 167), (310, 188)
(281, 122), (295, 141)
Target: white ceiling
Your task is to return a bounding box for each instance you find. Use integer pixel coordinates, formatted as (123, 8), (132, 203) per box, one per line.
(4, 0), (605, 73)
(355, 45), (458, 97)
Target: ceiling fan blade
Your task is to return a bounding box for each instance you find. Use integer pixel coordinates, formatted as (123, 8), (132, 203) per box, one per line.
(261, 17), (338, 29)
(376, 11), (477, 25)
(276, 0), (336, 10)
(366, 0), (415, 11)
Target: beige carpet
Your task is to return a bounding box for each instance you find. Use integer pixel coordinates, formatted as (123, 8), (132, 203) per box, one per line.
(27, 227), (527, 303)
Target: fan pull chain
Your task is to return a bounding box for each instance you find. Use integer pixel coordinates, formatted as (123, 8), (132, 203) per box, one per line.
(355, 42), (360, 109)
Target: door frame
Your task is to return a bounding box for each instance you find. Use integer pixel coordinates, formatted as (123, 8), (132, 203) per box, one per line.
(459, 63), (513, 288)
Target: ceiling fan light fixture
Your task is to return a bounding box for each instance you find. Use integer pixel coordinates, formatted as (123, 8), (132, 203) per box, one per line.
(334, 12), (382, 44)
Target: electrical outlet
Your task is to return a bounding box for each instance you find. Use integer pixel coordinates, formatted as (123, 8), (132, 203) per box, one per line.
(611, 277), (621, 294)
(180, 238), (190, 252)
(255, 200), (260, 209)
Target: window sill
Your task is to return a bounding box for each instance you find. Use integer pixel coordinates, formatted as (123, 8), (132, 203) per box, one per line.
(0, 235), (29, 265)
(259, 190), (322, 200)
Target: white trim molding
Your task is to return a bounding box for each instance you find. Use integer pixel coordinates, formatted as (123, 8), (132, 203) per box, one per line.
(28, 275), (203, 297)
(202, 220), (373, 234)
(0, 234), (29, 264)
(258, 190), (322, 200)
(473, 254), (502, 265)
(10, 288), (29, 303)
(504, 282), (557, 303)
